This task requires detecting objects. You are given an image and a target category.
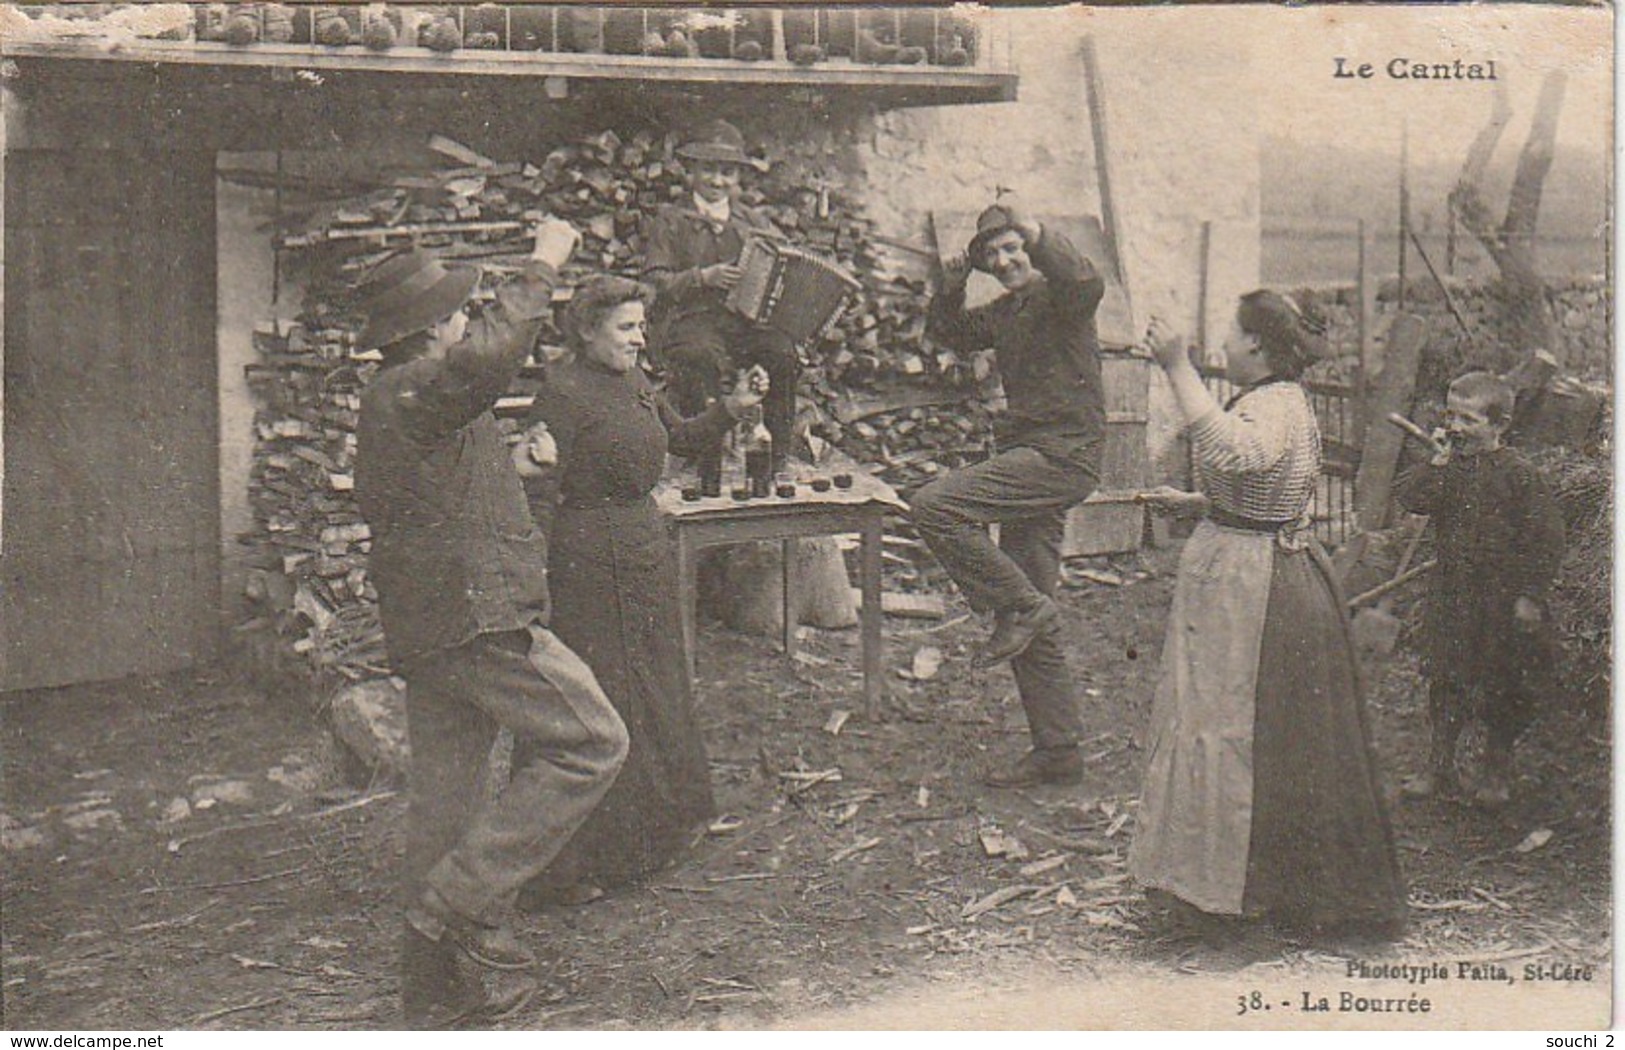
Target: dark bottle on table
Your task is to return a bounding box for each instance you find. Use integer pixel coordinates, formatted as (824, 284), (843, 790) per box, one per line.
(698, 413), (724, 498)
(745, 415), (774, 499)
(699, 455), (723, 499)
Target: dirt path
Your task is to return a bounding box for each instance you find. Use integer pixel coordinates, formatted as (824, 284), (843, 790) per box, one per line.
(1, 547), (1610, 1030)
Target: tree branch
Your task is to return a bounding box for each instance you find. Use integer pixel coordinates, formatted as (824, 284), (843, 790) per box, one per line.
(1448, 72), (1567, 367)
(1503, 71), (1568, 244)
(1449, 80), (1514, 269)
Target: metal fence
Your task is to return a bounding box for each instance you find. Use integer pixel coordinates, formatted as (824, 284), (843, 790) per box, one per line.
(1199, 369), (1361, 548)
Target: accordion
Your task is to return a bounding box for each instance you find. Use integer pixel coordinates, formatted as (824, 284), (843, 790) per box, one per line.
(726, 239), (863, 344)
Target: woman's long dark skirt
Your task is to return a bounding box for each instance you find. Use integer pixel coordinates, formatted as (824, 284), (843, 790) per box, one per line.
(1242, 544), (1408, 933)
(516, 502), (716, 892)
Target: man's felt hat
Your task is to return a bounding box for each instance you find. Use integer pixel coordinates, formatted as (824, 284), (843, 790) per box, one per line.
(968, 202), (1024, 267)
(355, 247), (480, 352)
(677, 120), (750, 165)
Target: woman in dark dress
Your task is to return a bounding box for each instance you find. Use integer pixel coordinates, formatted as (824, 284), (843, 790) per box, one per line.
(512, 275), (767, 904)
(1129, 292), (1406, 940)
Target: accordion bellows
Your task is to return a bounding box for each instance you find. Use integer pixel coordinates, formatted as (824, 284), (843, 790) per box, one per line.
(726, 239), (862, 344)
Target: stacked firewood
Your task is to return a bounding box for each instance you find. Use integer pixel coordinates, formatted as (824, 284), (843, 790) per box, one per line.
(242, 295), (388, 682)
(836, 401), (994, 493)
(241, 128), (991, 676)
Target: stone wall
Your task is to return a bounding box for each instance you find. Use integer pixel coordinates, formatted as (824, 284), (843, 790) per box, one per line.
(1300, 276), (1612, 399)
(1386, 277), (1613, 393)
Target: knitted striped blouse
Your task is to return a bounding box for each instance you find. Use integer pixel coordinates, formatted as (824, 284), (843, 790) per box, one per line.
(1188, 381), (1322, 531)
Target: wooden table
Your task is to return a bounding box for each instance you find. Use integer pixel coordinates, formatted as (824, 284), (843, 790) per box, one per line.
(659, 475), (902, 719)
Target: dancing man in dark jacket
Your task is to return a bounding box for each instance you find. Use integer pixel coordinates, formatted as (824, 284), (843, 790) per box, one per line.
(355, 219), (628, 1028)
(912, 203), (1106, 788)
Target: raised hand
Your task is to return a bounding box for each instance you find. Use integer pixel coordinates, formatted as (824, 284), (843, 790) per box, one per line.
(530, 217), (581, 270)
(938, 251), (973, 290)
(1144, 316), (1191, 373)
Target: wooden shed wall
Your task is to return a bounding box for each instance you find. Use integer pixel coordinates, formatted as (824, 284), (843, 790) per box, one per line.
(2, 149), (221, 691)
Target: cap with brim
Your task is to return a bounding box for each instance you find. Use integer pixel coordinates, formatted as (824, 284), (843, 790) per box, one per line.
(676, 119), (750, 166)
(968, 203), (1020, 273)
(356, 249), (481, 351)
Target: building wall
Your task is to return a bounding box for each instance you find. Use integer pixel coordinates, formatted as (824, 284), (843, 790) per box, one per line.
(857, 6), (1262, 481)
(864, 7), (1104, 236)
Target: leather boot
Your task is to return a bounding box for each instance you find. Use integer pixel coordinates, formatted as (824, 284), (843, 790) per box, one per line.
(407, 887), (536, 971)
(983, 746), (1084, 788)
(402, 924), (485, 1029)
(974, 595), (1060, 669)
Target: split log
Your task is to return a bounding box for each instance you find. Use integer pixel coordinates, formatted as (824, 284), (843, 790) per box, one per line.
(721, 537), (858, 637)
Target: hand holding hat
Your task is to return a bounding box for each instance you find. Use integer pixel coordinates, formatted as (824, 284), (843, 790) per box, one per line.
(998, 203), (1042, 246)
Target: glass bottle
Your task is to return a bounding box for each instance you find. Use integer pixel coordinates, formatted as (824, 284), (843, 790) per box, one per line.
(744, 411), (774, 498)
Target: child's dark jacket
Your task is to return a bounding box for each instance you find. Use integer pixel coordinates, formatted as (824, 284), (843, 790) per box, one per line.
(1394, 447), (1564, 688)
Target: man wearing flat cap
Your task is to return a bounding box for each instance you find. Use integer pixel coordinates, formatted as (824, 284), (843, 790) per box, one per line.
(354, 219), (628, 1028)
(911, 203), (1106, 788)
(643, 119), (799, 478)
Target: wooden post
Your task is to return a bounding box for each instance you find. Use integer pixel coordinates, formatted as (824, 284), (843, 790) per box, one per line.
(676, 530), (697, 682)
(1408, 227), (1471, 335)
(1445, 206), (1457, 276)
(0, 75), (10, 554)
(860, 510), (884, 720)
(1396, 120), (1410, 311)
(780, 537), (797, 662)
(1080, 35), (1134, 329)
(770, 10), (787, 62)
(1196, 220), (1212, 359)
(1353, 314), (1428, 532)
(1356, 219), (1373, 415)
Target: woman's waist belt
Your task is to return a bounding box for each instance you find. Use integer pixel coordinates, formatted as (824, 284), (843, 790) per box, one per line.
(1207, 506), (1293, 533)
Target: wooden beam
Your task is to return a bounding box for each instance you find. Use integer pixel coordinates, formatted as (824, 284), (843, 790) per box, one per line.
(1396, 119), (1410, 311)
(4, 49), (1013, 155)
(0, 39), (1017, 102)
(1196, 220), (1212, 357)
(1356, 219), (1374, 385)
